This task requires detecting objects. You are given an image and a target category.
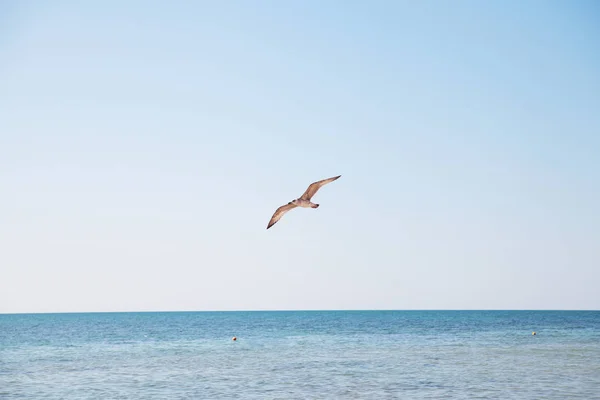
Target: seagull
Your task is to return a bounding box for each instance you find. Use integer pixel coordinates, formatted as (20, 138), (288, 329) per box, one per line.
(266, 175), (341, 229)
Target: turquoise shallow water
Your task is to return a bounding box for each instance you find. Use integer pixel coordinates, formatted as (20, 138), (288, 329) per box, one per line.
(1, 310), (599, 399)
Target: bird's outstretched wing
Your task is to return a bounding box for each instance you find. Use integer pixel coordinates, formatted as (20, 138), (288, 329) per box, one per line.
(266, 202), (298, 229)
(300, 175), (341, 201)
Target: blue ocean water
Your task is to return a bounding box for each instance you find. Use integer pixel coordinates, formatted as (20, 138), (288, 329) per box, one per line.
(1, 311), (599, 399)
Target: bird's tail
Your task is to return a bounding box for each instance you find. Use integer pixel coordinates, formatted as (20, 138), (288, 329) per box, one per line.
(311, 203), (319, 208)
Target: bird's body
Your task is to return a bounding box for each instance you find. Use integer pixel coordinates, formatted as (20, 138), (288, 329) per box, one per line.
(292, 198), (319, 208)
(266, 175), (340, 229)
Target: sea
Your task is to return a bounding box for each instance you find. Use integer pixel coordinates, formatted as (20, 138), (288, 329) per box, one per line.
(1, 310), (599, 399)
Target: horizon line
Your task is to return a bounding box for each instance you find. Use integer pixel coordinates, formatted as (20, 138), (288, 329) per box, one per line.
(2, 308), (599, 316)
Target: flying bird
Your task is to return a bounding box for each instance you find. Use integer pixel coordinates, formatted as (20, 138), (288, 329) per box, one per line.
(266, 175), (341, 229)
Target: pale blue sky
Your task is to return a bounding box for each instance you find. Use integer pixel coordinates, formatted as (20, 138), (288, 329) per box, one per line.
(1, 1), (599, 313)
